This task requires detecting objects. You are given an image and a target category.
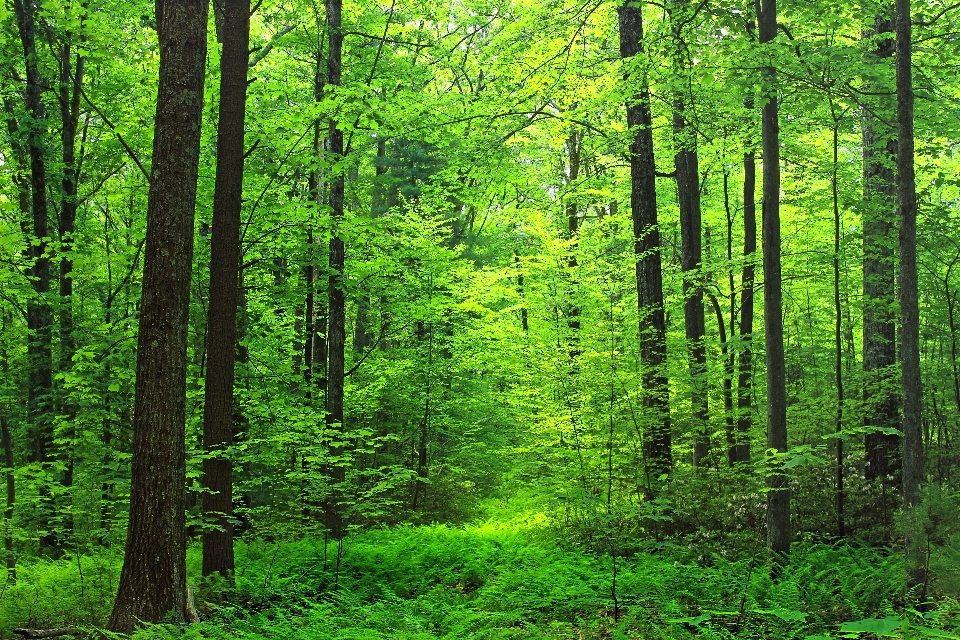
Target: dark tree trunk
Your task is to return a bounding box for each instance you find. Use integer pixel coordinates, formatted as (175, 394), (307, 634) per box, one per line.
(516, 252), (529, 332)
(57, 21), (84, 535)
(14, 0), (54, 481)
(671, 25), (708, 466)
(324, 0), (347, 541)
(862, 14), (900, 483)
(896, 0), (926, 595)
(758, 0), (790, 559)
(832, 120), (845, 538)
(566, 126), (582, 352)
(109, 0), (208, 631)
(619, 0), (671, 478)
(735, 142), (757, 465)
(202, 0), (250, 580)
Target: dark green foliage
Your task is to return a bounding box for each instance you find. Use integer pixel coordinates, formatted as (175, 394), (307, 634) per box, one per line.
(3, 520), (958, 639)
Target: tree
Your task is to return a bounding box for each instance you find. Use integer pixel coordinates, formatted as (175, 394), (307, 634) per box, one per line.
(758, 0), (789, 559)
(670, 0), (708, 467)
(202, 0), (251, 580)
(862, 12), (900, 486)
(324, 0), (347, 542)
(618, 0), (672, 479)
(896, 0), (925, 596)
(13, 0), (54, 537)
(109, 0), (208, 630)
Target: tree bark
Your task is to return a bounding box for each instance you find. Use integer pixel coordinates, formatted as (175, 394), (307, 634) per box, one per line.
(758, 0), (790, 559)
(109, 0), (208, 631)
(671, 2), (708, 467)
(619, 0), (671, 478)
(735, 139), (757, 465)
(14, 0), (54, 487)
(862, 14), (900, 484)
(324, 0), (347, 541)
(202, 0), (250, 580)
(896, 0), (926, 596)
(832, 120), (845, 538)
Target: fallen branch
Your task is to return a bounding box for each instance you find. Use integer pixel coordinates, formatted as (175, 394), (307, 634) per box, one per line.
(13, 629), (75, 639)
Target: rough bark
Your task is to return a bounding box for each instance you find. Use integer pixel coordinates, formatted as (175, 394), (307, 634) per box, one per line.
(109, 0), (208, 631)
(202, 0), (250, 580)
(896, 0), (926, 596)
(14, 0), (54, 476)
(618, 0), (672, 477)
(324, 0), (347, 541)
(758, 0), (790, 559)
(671, 5), (708, 466)
(862, 14), (901, 483)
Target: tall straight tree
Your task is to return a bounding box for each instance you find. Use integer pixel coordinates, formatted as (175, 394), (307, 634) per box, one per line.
(671, 0), (708, 467)
(758, 0), (789, 558)
(109, 0), (208, 630)
(202, 0), (250, 579)
(862, 13), (900, 484)
(735, 136), (757, 465)
(324, 0), (347, 541)
(13, 0), (54, 502)
(618, 0), (672, 476)
(895, 0), (925, 595)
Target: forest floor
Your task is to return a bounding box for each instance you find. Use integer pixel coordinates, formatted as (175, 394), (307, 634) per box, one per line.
(2, 503), (959, 639)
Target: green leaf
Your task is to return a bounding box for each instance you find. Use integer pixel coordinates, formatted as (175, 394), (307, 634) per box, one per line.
(753, 607), (807, 622)
(839, 617), (903, 636)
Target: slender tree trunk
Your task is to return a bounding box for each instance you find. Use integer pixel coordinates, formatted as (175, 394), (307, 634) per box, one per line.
(896, 0), (926, 596)
(758, 0), (790, 559)
(109, 0), (208, 630)
(832, 120), (845, 538)
(862, 13), (900, 484)
(720, 177), (737, 465)
(202, 0), (250, 580)
(516, 252), (529, 332)
(0, 415), (15, 582)
(671, 9), (708, 466)
(619, 0), (671, 477)
(324, 0), (347, 541)
(735, 140), (757, 465)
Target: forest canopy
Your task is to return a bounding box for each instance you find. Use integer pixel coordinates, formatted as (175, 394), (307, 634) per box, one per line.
(1, 0), (960, 636)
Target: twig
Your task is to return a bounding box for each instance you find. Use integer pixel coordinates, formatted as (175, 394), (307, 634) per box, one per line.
(249, 24), (297, 69)
(74, 80), (150, 182)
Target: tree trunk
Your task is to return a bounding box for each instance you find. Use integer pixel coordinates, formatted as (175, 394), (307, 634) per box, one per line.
(619, 0), (671, 478)
(57, 17), (85, 538)
(109, 0), (208, 631)
(862, 14), (900, 484)
(324, 0), (347, 541)
(671, 5), (708, 466)
(735, 141), (757, 465)
(832, 120), (845, 538)
(14, 0), (54, 499)
(896, 0), (926, 596)
(0, 415), (15, 582)
(758, 0), (790, 559)
(202, 0), (250, 580)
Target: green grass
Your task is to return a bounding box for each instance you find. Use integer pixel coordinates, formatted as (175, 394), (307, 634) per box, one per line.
(1, 514), (957, 639)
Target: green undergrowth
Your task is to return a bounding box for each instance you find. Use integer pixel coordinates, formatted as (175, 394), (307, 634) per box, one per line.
(1, 515), (958, 639)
